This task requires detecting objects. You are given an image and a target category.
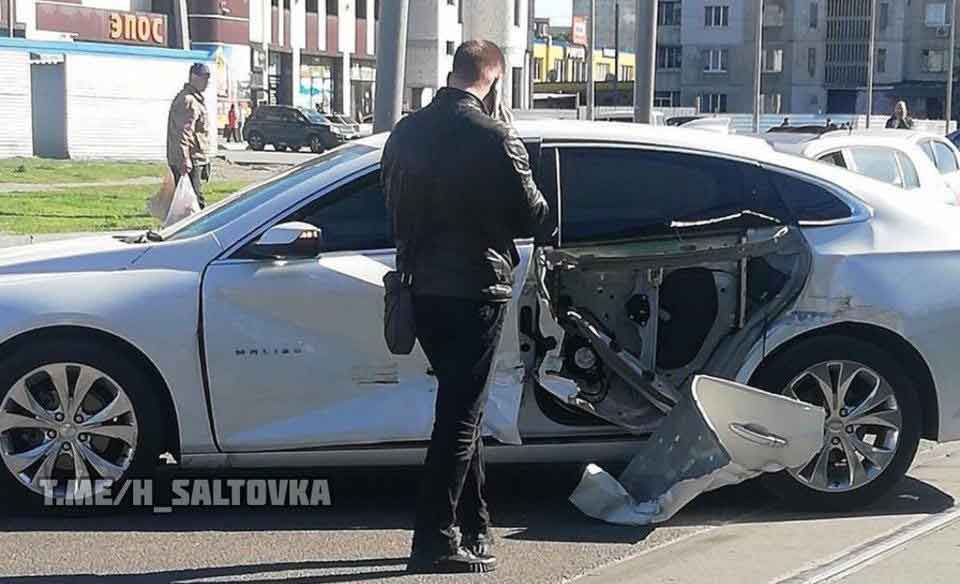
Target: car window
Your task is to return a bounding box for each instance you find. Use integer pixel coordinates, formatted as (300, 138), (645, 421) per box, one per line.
(257, 108), (282, 122)
(766, 171), (853, 223)
(933, 141), (960, 174)
(817, 151), (847, 168)
(849, 147), (902, 187)
(289, 172), (392, 252)
(162, 144), (377, 241)
(920, 140), (938, 164)
(558, 147), (787, 244)
(895, 152), (921, 189)
(282, 110), (303, 123)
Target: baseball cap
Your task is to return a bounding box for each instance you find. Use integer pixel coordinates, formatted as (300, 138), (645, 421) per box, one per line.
(190, 63), (211, 77)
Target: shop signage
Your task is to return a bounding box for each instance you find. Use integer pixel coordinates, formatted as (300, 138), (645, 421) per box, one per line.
(108, 12), (165, 45)
(572, 16), (588, 46)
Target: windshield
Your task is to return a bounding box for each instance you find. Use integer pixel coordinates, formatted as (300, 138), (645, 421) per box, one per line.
(300, 109), (330, 125)
(159, 144), (377, 241)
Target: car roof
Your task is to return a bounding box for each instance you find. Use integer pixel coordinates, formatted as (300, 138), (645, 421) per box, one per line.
(765, 132), (932, 157)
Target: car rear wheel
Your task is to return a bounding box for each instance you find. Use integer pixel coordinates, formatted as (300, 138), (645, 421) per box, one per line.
(275, 144), (288, 152)
(750, 335), (921, 510)
(309, 135), (325, 154)
(0, 339), (165, 512)
(247, 131), (265, 151)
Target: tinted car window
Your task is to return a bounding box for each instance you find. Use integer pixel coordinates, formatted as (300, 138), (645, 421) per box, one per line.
(817, 151), (847, 168)
(850, 147), (901, 186)
(163, 144), (377, 241)
(920, 140), (938, 164)
(292, 173), (392, 252)
(896, 152), (921, 189)
(767, 171), (853, 223)
(559, 148), (786, 243)
(933, 141), (960, 174)
(257, 107), (283, 122)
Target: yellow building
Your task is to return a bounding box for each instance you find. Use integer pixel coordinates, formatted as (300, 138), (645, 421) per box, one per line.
(532, 38), (636, 84)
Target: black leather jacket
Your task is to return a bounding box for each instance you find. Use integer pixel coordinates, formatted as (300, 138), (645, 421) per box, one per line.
(382, 88), (550, 301)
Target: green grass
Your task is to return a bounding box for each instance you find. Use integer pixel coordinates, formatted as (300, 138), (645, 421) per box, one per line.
(0, 181), (248, 234)
(0, 158), (164, 185)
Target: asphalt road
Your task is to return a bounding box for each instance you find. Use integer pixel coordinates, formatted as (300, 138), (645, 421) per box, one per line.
(1, 442), (958, 584)
(220, 147), (319, 167)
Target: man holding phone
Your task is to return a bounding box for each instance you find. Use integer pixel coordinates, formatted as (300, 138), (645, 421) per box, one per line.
(382, 40), (550, 574)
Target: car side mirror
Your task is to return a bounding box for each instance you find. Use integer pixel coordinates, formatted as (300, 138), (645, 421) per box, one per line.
(247, 222), (323, 260)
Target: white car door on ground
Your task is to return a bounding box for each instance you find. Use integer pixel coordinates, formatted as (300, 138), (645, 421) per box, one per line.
(201, 171), (531, 452)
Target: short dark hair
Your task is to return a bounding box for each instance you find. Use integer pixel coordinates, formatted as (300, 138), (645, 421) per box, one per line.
(451, 40), (506, 85)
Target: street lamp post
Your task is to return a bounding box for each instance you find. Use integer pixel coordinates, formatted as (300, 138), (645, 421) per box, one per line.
(373, 0), (410, 133)
(752, 0), (764, 133)
(633, 0), (657, 123)
(586, 0), (595, 120)
(866, 0), (877, 129)
(947, 0), (957, 134)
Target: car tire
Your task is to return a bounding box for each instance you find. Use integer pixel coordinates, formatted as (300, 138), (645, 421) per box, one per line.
(248, 131), (265, 151)
(750, 335), (921, 511)
(309, 135), (325, 154)
(0, 338), (166, 513)
(275, 144), (288, 152)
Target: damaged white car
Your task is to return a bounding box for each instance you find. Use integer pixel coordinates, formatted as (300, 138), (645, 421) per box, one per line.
(1, 121), (958, 513)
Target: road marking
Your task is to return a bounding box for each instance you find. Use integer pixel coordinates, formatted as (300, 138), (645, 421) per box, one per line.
(772, 505), (960, 584)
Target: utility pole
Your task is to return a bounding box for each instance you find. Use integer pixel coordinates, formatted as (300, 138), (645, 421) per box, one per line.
(7, 0), (13, 38)
(947, 0), (958, 133)
(586, 0), (596, 120)
(752, 0), (764, 133)
(634, 0), (658, 123)
(614, 1), (620, 86)
(866, 0), (877, 128)
(374, 0), (409, 133)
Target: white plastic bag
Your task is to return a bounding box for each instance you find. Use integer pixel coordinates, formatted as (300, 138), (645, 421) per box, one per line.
(147, 167), (176, 221)
(163, 176), (201, 227)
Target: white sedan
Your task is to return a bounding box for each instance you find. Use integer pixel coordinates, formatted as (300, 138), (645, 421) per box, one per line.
(2, 121), (960, 512)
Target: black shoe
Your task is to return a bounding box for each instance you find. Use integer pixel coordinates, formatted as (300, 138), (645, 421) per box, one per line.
(406, 546), (497, 574)
(461, 530), (495, 558)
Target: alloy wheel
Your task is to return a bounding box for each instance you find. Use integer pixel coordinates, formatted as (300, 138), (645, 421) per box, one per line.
(0, 363), (139, 499)
(783, 360), (902, 493)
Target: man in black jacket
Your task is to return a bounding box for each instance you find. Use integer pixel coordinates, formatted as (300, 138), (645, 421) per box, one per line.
(382, 40), (550, 574)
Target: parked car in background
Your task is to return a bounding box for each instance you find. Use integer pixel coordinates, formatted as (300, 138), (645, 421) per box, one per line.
(765, 131), (957, 206)
(242, 105), (347, 153)
(2, 122), (960, 514)
(327, 114), (362, 140)
(893, 131), (960, 200)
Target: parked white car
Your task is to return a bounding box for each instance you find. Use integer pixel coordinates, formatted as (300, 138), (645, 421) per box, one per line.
(765, 131), (957, 206)
(2, 121), (960, 513)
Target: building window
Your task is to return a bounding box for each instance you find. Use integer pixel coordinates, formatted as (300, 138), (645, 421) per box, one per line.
(514, 0), (521, 27)
(306, 0), (318, 12)
(808, 47), (817, 78)
(656, 46), (683, 70)
(704, 5), (729, 27)
(327, 1), (338, 16)
(879, 2), (889, 30)
(658, 1), (682, 26)
(446, 41), (455, 56)
(762, 48), (783, 73)
(763, 3), (785, 27)
(596, 62), (611, 80)
(654, 91), (682, 107)
(762, 93), (782, 114)
(877, 48), (887, 73)
(922, 49), (947, 72)
(534, 57), (544, 81)
(809, 2), (818, 28)
(447, 0), (456, 4)
(703, 48), (728, 73)
(458, 0), (463, 23)
(357, 0), (367, 18)
(620, 65), (634, 81)
(926, 2), (948, 26)
(702, 93), (728, 113)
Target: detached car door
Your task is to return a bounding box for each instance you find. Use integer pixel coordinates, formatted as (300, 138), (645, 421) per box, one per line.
(201, 171), (441, 451)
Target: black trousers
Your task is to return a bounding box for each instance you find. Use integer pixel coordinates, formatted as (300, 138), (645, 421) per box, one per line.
(169, 164), (207, 209)
(411, 295), (508, 555)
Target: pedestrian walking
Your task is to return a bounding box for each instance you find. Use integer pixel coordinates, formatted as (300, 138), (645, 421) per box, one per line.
(227, 104), (239, 142)
(166, 62), (211, 209)
(382, 40), (550, 575)
(886, 101), (915, 129)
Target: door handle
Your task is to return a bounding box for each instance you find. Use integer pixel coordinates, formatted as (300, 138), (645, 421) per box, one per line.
(729, 423), (788, 448)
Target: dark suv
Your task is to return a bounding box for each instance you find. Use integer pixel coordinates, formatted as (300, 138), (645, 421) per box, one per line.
(243, 106), (346, 153)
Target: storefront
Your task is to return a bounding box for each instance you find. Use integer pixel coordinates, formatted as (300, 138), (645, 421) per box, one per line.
(298, 53), (338, 112)
(351, 58), (375, 120)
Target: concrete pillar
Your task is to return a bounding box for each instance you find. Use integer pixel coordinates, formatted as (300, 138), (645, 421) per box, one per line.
(341, 52), (351, 116)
